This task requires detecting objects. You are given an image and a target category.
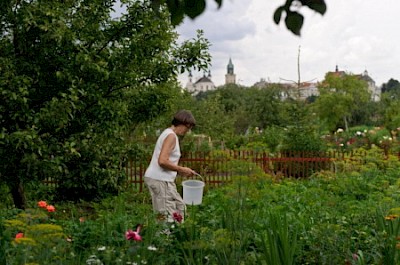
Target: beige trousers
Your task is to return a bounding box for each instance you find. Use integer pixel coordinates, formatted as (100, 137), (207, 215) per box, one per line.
(144, 177), (186, 222)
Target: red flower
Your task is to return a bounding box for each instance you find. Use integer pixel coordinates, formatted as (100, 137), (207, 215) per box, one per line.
(38, 201), (47, 208)
(46, 205), (56, 212)
(15, 232), (24, 239)
(125, 224), (142, 241)
(173, 212), (183, 223)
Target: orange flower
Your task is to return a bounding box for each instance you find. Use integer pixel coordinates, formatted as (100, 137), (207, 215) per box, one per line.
(15, 232), (24, 239)
(79, 217), (85, 223)
(37, 201), (47, 208)
(46, 205), (56, 212)
(385, 214), (399, 220)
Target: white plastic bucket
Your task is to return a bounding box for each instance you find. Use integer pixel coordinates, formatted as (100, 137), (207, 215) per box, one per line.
(182, 180), (205, 205)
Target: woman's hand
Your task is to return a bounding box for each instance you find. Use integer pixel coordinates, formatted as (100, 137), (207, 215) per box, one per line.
(179, 166), (196, 177)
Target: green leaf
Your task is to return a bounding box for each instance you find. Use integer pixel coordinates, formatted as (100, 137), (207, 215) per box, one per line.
(273, 7), (284, 24)
(213, 0), (223, 8)
(285, 11), (304, 36)
(167, 0), (185, 25)
(184, 0), (206, 19)
(300, 0), (327, 15)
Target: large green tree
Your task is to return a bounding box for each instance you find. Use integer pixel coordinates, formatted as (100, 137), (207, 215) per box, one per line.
(314, 73), (371, 132)
(381, 78), (400, 95)
(0, 0), (210, 208)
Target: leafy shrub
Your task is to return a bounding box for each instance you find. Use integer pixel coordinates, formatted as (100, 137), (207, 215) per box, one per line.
(262, 125), (285, 153)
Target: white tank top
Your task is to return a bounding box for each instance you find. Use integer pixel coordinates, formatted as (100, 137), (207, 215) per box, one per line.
(144, 128), (181, 182)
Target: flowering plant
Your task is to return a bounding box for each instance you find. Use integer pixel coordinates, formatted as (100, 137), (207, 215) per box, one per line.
(37, 201), (47, 208)
(125, 224), (142, 241)
(37, 200), (56, 212)
(46, 205), (56, 212)
(173, 212), (183, 223)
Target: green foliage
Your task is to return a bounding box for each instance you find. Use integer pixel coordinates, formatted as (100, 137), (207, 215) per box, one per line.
(256, 211), (298, 265)
(380, 94), (400, 133)
(381, 78), (400, 95)
(262, 126), (285, 152)
(282, 102), (327, 152)
(0, 220), (7, 265)
(315, 73), (371, 132)
(191, 93), (236, 141)
(2, 164), (400, 264)
(375, 210), (400, 265)
(245, 85), (287, 129)
(0, 0), (211, 206)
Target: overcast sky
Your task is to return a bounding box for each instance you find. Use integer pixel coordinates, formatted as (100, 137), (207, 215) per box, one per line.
(176, 0), (399, 88)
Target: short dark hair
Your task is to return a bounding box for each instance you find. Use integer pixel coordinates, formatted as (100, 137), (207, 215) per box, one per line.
(172, 110), (196, 127)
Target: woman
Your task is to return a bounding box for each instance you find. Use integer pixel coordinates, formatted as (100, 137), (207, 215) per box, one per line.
(144, 110), (197, 222)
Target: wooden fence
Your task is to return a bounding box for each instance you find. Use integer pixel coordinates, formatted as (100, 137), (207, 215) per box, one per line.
(125, 150), (374, 191)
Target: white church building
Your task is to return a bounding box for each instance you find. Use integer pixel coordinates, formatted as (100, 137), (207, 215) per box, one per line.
(185, 58), (236, 94)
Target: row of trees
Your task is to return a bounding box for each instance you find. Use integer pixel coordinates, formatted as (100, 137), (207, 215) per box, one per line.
(142, 74), (400, 147)
(136, 73), (400, 154)
(191, 74), (400, 137)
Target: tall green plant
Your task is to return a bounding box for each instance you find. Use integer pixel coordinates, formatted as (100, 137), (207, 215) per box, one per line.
(375, 210), (400, 265)
(257, 211), (298, 265)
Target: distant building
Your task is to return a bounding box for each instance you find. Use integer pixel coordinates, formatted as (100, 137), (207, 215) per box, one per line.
(185, 58), (237, 93)
(185, 71), (215, 94)
(252, 78), (319, 100)
(253, 78), (269, 89)
(359, 70), (381, 101)
(225, 58), (236, 85)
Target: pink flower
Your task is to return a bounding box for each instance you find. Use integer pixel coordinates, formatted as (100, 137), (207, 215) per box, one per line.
(125, 224), (142, 241)
(15, 232), (24, 239)
(38, 201), (47, 208)
(46, 205), (56, 212)
(173, 212), (183, 223)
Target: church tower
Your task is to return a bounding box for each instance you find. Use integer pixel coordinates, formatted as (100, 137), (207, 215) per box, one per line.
(185, 71), (195, 93)
(225, 58), (236, 85)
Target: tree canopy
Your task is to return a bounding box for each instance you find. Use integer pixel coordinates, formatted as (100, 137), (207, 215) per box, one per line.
(315, 72), (371, 132)
(0, 0), (210, 208)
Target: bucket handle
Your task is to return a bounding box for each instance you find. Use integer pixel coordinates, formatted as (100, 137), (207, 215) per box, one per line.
(193, 172), (204, 181)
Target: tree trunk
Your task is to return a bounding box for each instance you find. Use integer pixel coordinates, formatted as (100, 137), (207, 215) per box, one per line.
(9, 178), (26, 210)
(343, 116), (349, 131)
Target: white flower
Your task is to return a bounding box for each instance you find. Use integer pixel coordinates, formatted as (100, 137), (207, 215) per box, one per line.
(86, 255), (104, 265)
(141, 261), (147, 264)
(147, 245), (157, 251)
(97, 246), (106, 251)
(356, 131), (362, 136)
(337, 128), (344, 133)
(339, 143), (344, 147)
